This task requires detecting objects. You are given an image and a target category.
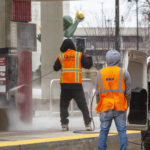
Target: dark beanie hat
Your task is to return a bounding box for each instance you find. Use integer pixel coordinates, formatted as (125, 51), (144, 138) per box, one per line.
(60, 39), (76, 52)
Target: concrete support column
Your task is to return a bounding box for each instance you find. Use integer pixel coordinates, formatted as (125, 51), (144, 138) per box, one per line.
(41, 2), (63, 100)
(0, 0), (13, 49)
(0, 0), (13, 131)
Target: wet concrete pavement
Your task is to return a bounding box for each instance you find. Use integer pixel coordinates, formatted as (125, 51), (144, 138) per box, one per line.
(0, 113), (143, 150)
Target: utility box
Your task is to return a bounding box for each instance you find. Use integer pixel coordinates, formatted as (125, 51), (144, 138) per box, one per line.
(10, 21), (36, 51)
(128, 88), (147, 125)
(123, 50), (148, 130)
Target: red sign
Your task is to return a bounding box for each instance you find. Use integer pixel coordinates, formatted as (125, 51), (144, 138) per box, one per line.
(0, 57), (6, 94)
(13, 0), (31, 22)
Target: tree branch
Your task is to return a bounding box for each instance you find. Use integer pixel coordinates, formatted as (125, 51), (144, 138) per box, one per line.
(146, 0), (150, 6)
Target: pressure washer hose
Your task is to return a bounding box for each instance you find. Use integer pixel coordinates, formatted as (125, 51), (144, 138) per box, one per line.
(8, 70), (54, 93)
(73, 91), (97, 133)
(90, 91), (96, 131)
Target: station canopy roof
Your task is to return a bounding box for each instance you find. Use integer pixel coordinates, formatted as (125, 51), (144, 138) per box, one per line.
(32, 0), (77, 1)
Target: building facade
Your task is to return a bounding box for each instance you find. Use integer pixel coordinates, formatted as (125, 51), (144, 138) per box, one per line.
(73, 27), (150, 69)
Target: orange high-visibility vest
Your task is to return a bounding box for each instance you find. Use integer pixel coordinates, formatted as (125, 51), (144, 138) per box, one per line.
(58, 49), (82, 84)
(96, 66), (128, 113)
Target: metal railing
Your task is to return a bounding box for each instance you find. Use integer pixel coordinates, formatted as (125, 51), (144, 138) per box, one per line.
(49, 78), (95, 114)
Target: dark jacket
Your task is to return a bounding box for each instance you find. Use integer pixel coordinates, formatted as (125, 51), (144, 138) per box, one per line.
(53, 39), (93, 89)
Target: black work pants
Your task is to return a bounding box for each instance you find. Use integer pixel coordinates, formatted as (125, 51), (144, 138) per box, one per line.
(60, 87), (91, 125)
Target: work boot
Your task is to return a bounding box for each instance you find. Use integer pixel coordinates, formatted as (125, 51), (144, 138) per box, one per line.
(85, 122), (92, 131)
(62, 124), (69, 131)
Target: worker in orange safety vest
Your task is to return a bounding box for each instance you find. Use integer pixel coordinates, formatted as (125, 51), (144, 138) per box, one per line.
(95, 50), (131, 150)
(53, 39), (93, 131)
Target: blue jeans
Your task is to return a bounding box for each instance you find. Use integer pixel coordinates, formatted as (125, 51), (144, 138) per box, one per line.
(98, 110), (127, 150)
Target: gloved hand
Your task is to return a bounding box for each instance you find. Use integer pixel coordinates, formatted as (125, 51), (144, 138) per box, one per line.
(84, 54), (90, 58)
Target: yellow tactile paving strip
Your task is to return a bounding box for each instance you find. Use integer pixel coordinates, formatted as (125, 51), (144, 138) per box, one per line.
(0, 130), (140, 147)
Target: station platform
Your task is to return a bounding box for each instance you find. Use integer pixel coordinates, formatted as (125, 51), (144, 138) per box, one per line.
(0, 113), (142, 150)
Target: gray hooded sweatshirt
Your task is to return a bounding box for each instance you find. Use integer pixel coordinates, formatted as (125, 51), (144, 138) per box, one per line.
(95, 50), (131, 106)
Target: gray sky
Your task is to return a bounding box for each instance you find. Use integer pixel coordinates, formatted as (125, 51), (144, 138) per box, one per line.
(70, 0), (148, 27)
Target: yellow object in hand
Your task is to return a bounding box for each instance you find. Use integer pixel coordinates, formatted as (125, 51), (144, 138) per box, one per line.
(76, 11), (84, 19)
(39, 25), (42, 32)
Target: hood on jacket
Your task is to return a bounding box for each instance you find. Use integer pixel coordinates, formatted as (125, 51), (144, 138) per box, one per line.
(106, 50), (121, 66)
(60, 39), (76, 52)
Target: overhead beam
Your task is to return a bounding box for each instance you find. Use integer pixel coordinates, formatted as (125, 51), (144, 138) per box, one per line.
(32, 0), (79, 1)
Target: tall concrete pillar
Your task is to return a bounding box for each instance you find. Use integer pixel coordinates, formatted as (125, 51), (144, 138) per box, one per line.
(41, 2), (63, 100)
(0, 0), (13, 131)
(0, 0), (6, 48)
(0, 0), (13, 49)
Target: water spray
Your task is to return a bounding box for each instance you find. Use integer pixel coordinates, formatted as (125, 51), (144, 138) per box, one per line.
(7, 70), (54, 99)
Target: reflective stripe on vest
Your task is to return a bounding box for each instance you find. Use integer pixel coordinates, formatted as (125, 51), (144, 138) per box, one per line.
(98, 68), (125, 94)
(60, 51), (82, 83)
(61, 69), (82, 72)
(60, 53), (64, 83)
(76, 52), (79, 82)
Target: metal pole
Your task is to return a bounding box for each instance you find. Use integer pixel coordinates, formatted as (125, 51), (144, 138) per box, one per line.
(101, 2), (104, 28)
(107, 19), (111, 50)
(136, 0), (139, 50)
(115, 0), (120, 51)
